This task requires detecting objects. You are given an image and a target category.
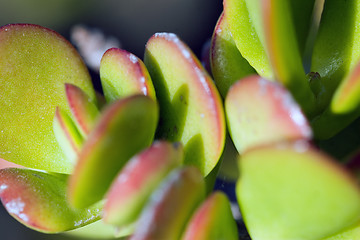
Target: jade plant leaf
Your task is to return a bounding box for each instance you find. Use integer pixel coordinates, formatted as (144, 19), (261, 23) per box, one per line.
(0, 168), (102, 233)
(246, 0), (315, 58)
(53, 107), (83, 163)
(0, 24), (95, 173)
(332, 60), (360, 114)
(0, 158), (24, 169)
(100, 48), (156, 102)
(237, 141), (360, 239)
(224, 0), (273, 79)
(103, 141), (183, 226)
(250, 0), (316, 115)
(311, 0), (360, 110)
(210, 12), (255, 98)
(65, 83), (99, 137)
(182, 191), (238, 240)
(68, 95), (158, 209)
(226, 75), (312, 153)
(311, 104), (360, 140)
(66, 220), (134, 239)
(287, 0), (316, 57)
(144, 32), (225, 176)
(129, 166), (205, 240)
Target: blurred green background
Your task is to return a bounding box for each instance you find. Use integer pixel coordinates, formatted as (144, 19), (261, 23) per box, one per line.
(0, 0), (222, 239)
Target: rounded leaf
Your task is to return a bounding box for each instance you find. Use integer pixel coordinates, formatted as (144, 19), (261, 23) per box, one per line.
(0, 24), (95, 173)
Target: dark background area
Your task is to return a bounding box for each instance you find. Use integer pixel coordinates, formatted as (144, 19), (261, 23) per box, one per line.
(0, 0), (223, 239)
(0, 0), (222, 58)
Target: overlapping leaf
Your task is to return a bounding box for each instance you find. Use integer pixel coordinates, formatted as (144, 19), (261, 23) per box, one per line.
(144, 32), (225, 176)
(68, 95), (158, 209)
(0, 168), (102, 233)
(0, 24), (95, 173)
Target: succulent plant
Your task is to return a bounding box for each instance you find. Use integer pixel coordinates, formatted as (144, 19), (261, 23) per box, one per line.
(2, 0), (360, 239)
(213, 0), (360, 239)
(0, 22), (231, 239)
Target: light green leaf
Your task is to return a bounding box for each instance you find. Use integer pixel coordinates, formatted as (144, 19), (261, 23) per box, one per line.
(0, 24), (95, 173)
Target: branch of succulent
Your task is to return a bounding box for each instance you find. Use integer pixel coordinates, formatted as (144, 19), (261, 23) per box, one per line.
(2, 0), (360, 239)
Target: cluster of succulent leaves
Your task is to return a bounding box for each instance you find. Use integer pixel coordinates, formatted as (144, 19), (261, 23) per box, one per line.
(2, 0), (360, 239)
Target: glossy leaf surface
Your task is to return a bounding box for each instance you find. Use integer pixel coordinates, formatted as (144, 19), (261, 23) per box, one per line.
(68, 95), (158, 209)
(0, 24), (95, 173)
(0, 168), (102, 233)
(226, 75), (312, 153)
(210, 12), (255, 98)
(129, 167), (205, 240)
(103, 141), (183, 226)
(311, 0), (360, 110)
(144, 32), (225, 176)
(182, 191), (238, 240)
(224, 0), (273, 79)
(100, 48), (156, 102)
(238, 141), (360, 239)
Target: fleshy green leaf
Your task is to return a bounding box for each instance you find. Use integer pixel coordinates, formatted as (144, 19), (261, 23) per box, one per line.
(182, 191), (238, 240)
(251, 0), (316, 115)
(237, 141), (360, 239)
(210, 12), (255, 98)
(0, 168), (102, 233)
(68, 95), (158, 209)
(66, 220), (134, 239)
(288, 0), (316, 57)
(100, 48), (156, 102)
(0, 24), (95, 173)
(226, 75), (312, 153)
(311, 0), (360, 110)
(311, 105), (360, 140)
(331, 60), (360, 113)
(224, 0), (273, 79)
(53, 107), (83, 164)
(65, 83), (99, 137)
(129, 167), (205, 240)
(144, 32), (225, 176)
(103, 141), (183, 226)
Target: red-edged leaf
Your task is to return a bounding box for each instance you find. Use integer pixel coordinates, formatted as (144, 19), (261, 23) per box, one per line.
(0, 158), (24, 170)
(100, 48), (156, 102)
(65, 83), (99, 137)
(226, 75), (312, 153)
(53, 107), (83, 163)
(0, 168), (102, 233)
(144, 32), (225, 176)
(68, 95), (158, 209)
(182, 191), (238, 240)
(260, 0), (315, 115)
(129, 167), (205, 240)
(103, 141), (183, 226)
